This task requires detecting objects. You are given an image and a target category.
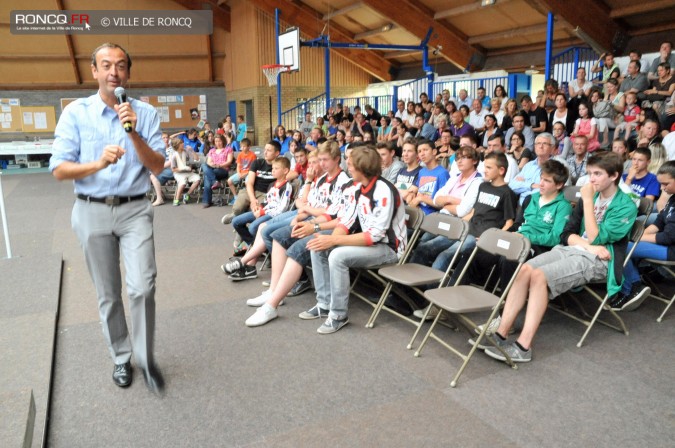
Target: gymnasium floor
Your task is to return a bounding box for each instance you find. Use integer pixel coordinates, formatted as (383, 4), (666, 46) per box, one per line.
(1, 172), (674, 447)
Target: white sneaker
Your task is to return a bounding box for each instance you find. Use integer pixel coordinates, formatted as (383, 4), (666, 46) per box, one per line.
(413, 305), (445, 321)
(245, 304), (278, 327)
(474, 316), (515, 336)
(246, 289), (272, 307)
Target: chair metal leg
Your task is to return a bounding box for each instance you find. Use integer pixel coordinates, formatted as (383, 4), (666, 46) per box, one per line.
(413, 310), (444, 357)
(365, 282), (394, 328)
(656, 293), (675, 323)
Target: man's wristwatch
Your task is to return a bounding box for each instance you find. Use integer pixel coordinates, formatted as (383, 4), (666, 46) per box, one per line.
(314, 223), (321, 233)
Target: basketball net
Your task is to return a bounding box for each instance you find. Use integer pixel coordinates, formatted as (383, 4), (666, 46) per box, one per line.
(261, 64), (291, 87)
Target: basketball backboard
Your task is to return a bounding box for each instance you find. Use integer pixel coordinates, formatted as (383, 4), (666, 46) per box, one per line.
(278, 27), (300, 72)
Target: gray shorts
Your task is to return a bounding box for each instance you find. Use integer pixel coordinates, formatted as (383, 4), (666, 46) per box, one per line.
(526, 245), (608, 299)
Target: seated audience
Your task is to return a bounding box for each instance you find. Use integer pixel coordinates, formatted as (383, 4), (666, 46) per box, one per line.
(572, 101), (600, 152)
(611, 161), (675, 311)
(407, 140), (451, 215)
(509, 133), (558, 204)
(226, 138), (257, 205)
(169, 137), (201, 206)
(149, 132), (175, 206)
(483, 152), (637, 363)
(395, 140), (422, 204)
(567, 135), (591, 185)
(377, 141), (405, 183)
(201, 134), (234, 208)
(505, 112), (535, 150)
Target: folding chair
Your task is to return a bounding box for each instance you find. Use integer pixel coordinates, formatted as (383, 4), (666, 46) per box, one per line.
(641, 260), (675, 322)
(412, 229), (531, 388)
(365, 213), (469, 330)
(258, 178), (302, 272)
(349, 206), (425, 314)
(549, 220), (645, 347)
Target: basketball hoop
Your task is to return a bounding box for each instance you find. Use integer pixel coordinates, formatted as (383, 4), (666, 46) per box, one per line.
(261, 64), (291, 87)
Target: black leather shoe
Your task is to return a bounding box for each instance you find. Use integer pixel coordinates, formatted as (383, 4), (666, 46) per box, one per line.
(143, 365), (165, 396)
(112, 362), (132, 387)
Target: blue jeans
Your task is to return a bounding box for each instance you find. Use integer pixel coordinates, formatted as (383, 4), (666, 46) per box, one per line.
(409, 233), (454, 266)
(156, 167), (174, 185)
(432, 234), (477, 272)
(311, 244), (398, 320)
(621, 241), (668, 294)
(201, 164), (229, 204)
(232, 212), (273, 244)
(263, 210), (299, 251)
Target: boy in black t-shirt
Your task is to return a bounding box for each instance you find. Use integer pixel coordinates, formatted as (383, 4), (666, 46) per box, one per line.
(430, 152), (517, 272)
(222, 140), (280, 224)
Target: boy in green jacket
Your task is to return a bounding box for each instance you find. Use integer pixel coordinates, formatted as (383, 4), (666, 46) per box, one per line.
(484, 152), (637, 363)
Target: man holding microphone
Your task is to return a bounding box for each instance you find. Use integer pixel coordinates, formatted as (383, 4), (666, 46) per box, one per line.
(50, 43), (166, 394)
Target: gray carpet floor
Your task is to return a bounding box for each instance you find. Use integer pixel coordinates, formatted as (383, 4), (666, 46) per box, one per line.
(1, 172), (674, 447)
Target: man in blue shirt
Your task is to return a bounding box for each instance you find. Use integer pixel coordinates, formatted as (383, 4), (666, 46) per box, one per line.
(50, 43), (166, 394)
(509, 133), (557, 204)
(236, 114), (248, 142)
(170, 128), (202, 154)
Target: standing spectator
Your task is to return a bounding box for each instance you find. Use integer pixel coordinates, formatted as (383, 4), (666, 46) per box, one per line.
(493, 85), (509, 110)
(201, 134), (233, 208)
(364, 104), (382, 123)
(236, 115), (247, 142)
(299, 112), (315, 139)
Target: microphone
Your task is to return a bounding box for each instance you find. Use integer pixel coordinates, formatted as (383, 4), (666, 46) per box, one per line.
(114, 87), (133, 133)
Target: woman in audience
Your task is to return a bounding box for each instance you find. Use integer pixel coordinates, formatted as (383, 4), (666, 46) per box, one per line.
(568, 67), (593, 103)
(377, 116), (393, 143)
(649, 142), (668, 175)
(222, 115), (234, 135)
(284, 139), (299, 170)
(643, 62), (674, 115)
(316, 116), (328, 136)
(612, 138), (632, 172)
(489, 98), (505, 127)
(203, 131), (216, 156)
(428, 103), (446, 127)
(395, 123), (410, 150)
(445, 101), (457, 118)
(201, 134), (233, 208)
(459, 105), (470, 122)
(538, 79), (559, 113)
(493, 85), (509, 110)
(501, 99), (518, 131)
(548, 93), (576, 135)
(552, 121), (571, 159)
(406, 101), (416, 127)
(605, 78), (625, 116)
(273, 125), (293, 155)
(507, 131), (532, 169)
(572, 100), (600, 152)
(291, 129), (303, 146)
(481, 114), (503, 148)
(169, 137), (201, 206)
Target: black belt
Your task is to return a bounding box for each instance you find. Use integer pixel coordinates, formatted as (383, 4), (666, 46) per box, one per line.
(77, 194), (146, 205)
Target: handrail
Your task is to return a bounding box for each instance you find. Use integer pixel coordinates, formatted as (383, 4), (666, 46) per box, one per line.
(431, 76), (509, 103)
(281, 93), (326, 131)
(551, 46), (600, 87)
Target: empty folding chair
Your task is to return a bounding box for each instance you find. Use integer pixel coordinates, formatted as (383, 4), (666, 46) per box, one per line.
(365, 213), (469, 330)
(412, 229), (531, 388)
